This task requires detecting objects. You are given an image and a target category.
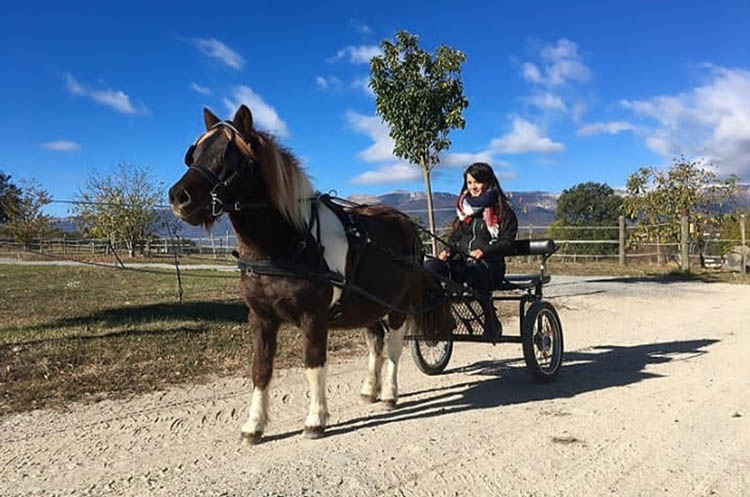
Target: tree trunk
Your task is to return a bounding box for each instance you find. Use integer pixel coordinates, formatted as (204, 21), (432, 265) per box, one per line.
(420, 157), (438, 257)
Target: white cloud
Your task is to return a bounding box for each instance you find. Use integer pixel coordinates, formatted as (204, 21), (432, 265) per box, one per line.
(350, 76), (375, 97)
(526, 92), (567, 111)
(349, 20), (372, 35)
(577, 121), (635, 136)
(490, 118), (565, 153)
(346, 111), (516, 184)
(315, 75), (342, 90)
(621, 65), (750, 178)
(64, 73), (147, 115)
(223, 86), (289, 138)
(190, 82), (212, 95)
(193, 38), (245, 70)
(522, 39), (591, 86)
(345, 111), (396, 162)
(440, 152), (494, 168)
(329, 45), (382, 64)
(40, 140), (81, 151)
(351, 163), (422, 185)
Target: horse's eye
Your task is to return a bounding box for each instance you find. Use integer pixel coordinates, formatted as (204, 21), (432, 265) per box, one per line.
(184, 145), (196, 167)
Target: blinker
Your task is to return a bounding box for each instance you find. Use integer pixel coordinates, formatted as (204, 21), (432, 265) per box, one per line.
(184, 144), (196, 167)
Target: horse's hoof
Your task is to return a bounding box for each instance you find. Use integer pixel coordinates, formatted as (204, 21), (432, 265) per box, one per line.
(241, 432), (263, 445)
(360, 394), (377, 404)
(303, 426), (326, 439)
(383, 399), (397, 410)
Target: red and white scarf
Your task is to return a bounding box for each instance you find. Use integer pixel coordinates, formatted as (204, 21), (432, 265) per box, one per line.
(456, 191), (499, 237)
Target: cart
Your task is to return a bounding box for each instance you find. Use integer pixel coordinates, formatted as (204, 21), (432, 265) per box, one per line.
(409, 239), (563, 382)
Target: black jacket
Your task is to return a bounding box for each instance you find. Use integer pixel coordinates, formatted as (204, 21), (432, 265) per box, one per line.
(448, 208), (518, 263)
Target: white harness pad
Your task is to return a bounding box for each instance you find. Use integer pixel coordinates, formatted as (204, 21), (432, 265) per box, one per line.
(311, 203), (349, 308)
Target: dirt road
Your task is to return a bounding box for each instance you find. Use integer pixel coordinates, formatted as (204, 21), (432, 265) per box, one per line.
(2, 277), (749, 496)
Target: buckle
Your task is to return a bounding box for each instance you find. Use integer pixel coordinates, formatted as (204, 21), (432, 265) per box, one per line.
(210, 193), (224, 216)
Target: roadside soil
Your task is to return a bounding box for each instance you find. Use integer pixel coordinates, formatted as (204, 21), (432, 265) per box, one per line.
(2, 276), (749, 497)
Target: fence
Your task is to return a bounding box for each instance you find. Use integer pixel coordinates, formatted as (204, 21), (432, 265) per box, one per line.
(0, 234), (238, 259)
(2, 214), (747, 271)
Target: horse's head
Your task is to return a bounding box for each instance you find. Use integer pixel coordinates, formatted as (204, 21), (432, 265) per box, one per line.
(169, 105), (260, 227)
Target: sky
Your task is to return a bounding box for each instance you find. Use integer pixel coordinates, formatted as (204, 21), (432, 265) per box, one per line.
(2, 1), (749, 216)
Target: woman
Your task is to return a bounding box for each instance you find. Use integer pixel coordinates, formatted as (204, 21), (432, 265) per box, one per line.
(427, 162), (518, 340)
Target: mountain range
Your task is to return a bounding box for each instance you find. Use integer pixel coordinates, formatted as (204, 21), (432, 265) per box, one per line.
(52, 185), (750, 238)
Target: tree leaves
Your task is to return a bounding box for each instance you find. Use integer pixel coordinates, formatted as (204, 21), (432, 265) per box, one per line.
(623, 158), (739, 244)
(369, 30), (468, 169)
(73, 163), (164, 256)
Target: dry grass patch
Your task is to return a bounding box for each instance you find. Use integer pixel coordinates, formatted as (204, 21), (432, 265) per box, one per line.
(0, 265), (365, 416)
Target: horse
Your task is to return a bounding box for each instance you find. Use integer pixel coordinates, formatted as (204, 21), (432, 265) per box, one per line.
(168, 105), (450, 444)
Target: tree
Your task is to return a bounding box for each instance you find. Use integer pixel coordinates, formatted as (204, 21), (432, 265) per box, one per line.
(73, 163), (164, 257)
(622, 157), (738, 258)
(0, 169), (20, 225)
(547, 182), (623, 255)
(1, 179), (53, 249)
(370, 31), (469, 255)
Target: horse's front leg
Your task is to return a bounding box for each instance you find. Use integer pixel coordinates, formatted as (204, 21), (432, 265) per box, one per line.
(360, 321), (385, 404)
(380, 320), (406, 409)
(241, 312), (279, 445)
(302, 313), (329, 439)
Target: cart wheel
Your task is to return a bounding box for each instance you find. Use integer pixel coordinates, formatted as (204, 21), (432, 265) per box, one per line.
(410, 339), (453, 375)
(522, 301), (563, 382)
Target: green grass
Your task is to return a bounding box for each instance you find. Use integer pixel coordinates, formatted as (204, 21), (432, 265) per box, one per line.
(0, 265), (366, 416)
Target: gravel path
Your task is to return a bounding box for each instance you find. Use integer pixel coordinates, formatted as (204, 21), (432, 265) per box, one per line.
(2, 277), (748, 496)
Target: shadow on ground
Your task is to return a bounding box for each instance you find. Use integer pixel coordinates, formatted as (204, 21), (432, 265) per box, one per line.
(10, 301), (248, 345)
(263, 338), (719, 443)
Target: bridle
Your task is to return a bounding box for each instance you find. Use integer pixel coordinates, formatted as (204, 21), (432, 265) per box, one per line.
(183, 121), (262, 216)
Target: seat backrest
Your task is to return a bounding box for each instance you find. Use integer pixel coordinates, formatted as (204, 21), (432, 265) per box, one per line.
(512, 239), (556, 256)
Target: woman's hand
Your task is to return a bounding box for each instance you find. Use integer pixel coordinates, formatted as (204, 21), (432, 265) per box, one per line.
(469, 248), (484, 260)
(438, 250), (451, 261)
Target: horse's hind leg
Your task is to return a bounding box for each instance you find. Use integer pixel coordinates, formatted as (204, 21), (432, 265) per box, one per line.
(302, 313), (329, 439)
(360, 320), (386, 404)
(381, 315), (406, 410)
(241, 313), (279, 445)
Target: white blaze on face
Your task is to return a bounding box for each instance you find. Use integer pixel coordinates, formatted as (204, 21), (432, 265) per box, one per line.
(315, 204), (349, 307)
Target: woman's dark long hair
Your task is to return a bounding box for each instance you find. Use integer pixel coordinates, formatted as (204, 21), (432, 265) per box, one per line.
(460, 162), (512, 222)
(447, 162), (512, 241)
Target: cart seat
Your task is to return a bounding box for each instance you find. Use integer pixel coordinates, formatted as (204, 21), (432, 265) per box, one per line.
(496, 273), (551, 290)
(512, 239), (556, 256)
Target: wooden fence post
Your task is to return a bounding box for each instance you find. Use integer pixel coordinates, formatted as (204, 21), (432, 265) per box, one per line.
(741, 213), (747, 274)
(681, 210), (689, 271)
(527, 225), (533, 263)
(618, 215), (625, 266)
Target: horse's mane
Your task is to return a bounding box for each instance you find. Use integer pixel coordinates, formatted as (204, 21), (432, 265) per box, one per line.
(252, 130), (314, 232)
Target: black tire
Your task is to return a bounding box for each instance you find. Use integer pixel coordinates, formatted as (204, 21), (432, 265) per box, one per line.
(522, 301), (563, 382)
(410, 339), (453, 375)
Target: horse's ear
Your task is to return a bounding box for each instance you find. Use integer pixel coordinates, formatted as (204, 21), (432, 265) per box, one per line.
(203, 107), (220, 130)
(232, 105), (254, 137)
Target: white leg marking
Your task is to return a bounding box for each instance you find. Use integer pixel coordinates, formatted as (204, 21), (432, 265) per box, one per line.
(360, 332), (384, 400)
(381, 324), (405, 406)
(242, 387), (269, 435)
(305, 366), (329, 428)
(316, 205), (349, 307)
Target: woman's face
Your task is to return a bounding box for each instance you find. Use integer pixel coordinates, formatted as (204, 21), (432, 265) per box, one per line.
(465, 173), (485, 197)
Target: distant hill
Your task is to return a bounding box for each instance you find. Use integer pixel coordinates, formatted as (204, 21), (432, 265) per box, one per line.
(52, 184), (750, 238)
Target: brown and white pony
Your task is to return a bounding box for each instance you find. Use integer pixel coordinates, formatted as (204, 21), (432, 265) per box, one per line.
(169, 105), (447, 444)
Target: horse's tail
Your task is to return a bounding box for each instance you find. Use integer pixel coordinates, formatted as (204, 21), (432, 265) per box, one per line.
(410, 233), (455, 340)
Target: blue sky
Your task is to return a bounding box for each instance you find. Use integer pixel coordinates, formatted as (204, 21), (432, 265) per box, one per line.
(2, 1), (749, 216)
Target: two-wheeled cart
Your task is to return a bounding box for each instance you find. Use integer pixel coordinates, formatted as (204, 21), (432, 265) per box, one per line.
(409, 239), (563, 381)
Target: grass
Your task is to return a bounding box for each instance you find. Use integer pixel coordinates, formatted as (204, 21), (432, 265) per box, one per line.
(0, 264), (366, 416)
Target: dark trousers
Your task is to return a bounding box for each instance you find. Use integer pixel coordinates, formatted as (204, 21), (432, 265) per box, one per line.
(424, 257), (505, 296)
